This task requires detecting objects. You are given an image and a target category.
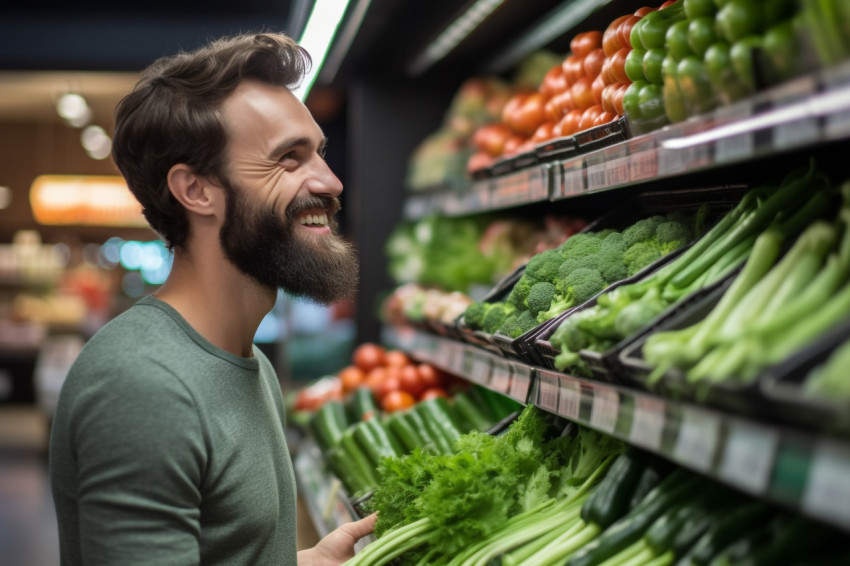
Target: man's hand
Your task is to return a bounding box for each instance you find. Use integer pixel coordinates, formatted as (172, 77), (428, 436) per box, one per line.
(297, 513), (377, 565)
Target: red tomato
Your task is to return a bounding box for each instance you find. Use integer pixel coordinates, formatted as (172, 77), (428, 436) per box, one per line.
(365, 366), (387, 395)
(544, 95), (562, 122)
(610, 48), (631, 84)
(578, 105), (604, 131)
(554, 89), (576, 114)
(634, 6), (656, 17)
(503, 135), (527, 156)
(601, 83), (617, 113)
(570, 76), (595, 110)
(419, 388), (449, 401)
(510, 92), (547, 136)
(417, 364), (444, 391)
(561, 54), (586, 84)
(659, 1), (677, 9)
(583, 48), (606, 78)
(541, 64), (568, 97)
(473, 123), (512, 157)
(557, 108), (584, 137)
(501, 91), (531, 125)
(604, 15), (631, 56)
(398, 364), (426, 398)
(467, 150), (495, 172)
(376, 373), (402, 402)
(591, 74), (606, 105)
(613, 83), (628, 115)
(353, 343), (386, 372)
(382, 390), (416, 412)
(532, 121), (556, 144)
(570, 30), (602, 58)
(618, 16), (641, 51)
(384, 350), (411, 368)
(338, 365), (366, 393)
(594, 111), (619, 126)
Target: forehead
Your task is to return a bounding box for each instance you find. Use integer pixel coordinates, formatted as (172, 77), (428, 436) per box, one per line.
(220, 79), (322, 149)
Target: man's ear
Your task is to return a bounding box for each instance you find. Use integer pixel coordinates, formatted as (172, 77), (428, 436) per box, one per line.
(166, 164), (222, 217)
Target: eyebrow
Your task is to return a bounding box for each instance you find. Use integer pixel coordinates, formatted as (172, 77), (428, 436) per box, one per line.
(268, 136), (328, 160)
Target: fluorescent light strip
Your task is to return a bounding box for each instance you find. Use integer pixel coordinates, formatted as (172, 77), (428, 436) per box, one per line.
(407, 0), (505, 77)
(292, 0), (352, 101)
(661, 85), (850, 150)
(318, 0), (372, 84)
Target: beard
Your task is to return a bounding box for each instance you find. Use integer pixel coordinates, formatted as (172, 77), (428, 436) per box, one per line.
(218, 180), (359, 304)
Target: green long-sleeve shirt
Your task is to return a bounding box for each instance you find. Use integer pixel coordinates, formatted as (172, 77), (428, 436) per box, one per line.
(49, 295), (297, 565)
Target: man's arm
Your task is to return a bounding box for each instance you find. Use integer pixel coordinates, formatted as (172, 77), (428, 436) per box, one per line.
(297, 514), (377, 566)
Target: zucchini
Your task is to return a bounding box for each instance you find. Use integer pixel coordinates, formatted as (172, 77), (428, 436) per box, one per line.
(452, 391), (493, 431)
(415, 397), (465, 451)
(310, 400), (349, 450)
(365, 418), (402, 458)
(629, 453), (675, 510)
(385, 412), (424, 453)
(403, 409), (450, 454)
(582, 448), (650, 528)
(339, 428), (379, 489)
(327, 445), (369, 497)
(683, 500), (773, 565)
(348, 387), (379, 422)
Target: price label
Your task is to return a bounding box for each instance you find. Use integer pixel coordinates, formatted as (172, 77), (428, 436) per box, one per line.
(466, 352), (492, 386)
(528, 166), (550, 201)
(630, 394), (665, 451)
(537, 371), (560, 413)
(713, 101), (754, 164)
(590, 384), (619, 434)
(605, 156), (631, 188)
(558, 377), (581, 420)
(823, 74), (850, 139)
(673, 406), (721, 472)
(586, 160), (608, 192)
(508, 362), (532, 403)
(771, 76), (819, 150)
(718, 421), (779, 495)
(802, 441), (850, 526)
(560, 161), (585, 196)
(490, 358), (513, 395)
(448, 342), (466, 375)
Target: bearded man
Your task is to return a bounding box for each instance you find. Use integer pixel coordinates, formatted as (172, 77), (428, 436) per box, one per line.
(49, 33), (374, 566)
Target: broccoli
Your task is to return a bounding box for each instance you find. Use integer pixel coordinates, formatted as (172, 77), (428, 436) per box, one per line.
(539, 267), (607, 322)
(622, 215), (666, 248)
(601, 231), (625, 249)
(462, 301), (491, 330)
(498, 310), (539, 338)
(526, 281), (556, 315)
(558, 233), (602, 259)
(596, 244), (628, 283)
(482, 302), (516, 334)
(523, 249), (564, 283)
(655, 220), (692, 253)
(507, 274), (536, 310)
(623, 241), (663, 276)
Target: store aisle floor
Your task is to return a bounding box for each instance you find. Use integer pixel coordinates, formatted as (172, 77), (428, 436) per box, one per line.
(0, 405), (59, 566)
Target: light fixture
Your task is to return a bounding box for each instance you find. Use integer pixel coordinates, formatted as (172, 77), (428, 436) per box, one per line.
(0, 186), (11, 210)
(291, 0), (352, 101)
(29, 175), (146, 227)
(81, 125), (112, 160)
(56, 92), (92, 127)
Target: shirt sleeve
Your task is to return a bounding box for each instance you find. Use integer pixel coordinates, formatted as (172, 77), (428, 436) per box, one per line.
(70, 363), (206, 566)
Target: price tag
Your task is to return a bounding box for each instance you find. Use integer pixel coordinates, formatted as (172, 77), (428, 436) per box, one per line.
(714, 102), (754, 164)
(673, 406), (721, 472)
(448, 342), (465, 375)
(528, 166), (550, 201)
(585, 155), (608, 192)
(628, 136), (658, 182)
(629, 394), (665, 451)
(802, 441), (850, 526)
(508, 362), (532, 403)
(718, 421), (779, 495)
(771, 75), (819, 150)
(557, 377), (581, 420)
(490, 358), (513, 395)
(536, 371), (560, 413)
(605, 155), (631, 188)
(465, 351), (492, 386)
(590, 384), (619, 434)
(560, 160), (585, 197)
(823, 73), (850, 140)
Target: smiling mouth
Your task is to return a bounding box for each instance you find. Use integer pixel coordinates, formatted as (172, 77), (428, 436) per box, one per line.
(295, 208), (332, 229)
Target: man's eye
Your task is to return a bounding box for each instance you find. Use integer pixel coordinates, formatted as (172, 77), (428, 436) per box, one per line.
(280, 151), (297, 162)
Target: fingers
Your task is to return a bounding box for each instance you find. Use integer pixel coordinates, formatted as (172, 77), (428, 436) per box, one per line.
(341, 513), (377, 540)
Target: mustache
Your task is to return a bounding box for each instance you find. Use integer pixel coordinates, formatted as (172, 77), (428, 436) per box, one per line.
(286, 196), (341, 219)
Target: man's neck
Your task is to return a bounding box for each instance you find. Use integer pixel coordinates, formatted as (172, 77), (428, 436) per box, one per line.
(154, 246), (276, 358)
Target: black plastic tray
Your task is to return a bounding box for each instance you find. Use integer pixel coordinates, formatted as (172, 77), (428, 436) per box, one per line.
(615, 276), (768, 419)
(533, 185), (749, 378)
(760, 318), (850, 438)
(574, 116), (629, 154)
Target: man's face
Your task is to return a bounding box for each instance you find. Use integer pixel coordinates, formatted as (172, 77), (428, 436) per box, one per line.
(217, 80), (358, 303)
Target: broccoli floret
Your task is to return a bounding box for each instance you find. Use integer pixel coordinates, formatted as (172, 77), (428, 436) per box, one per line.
(623, 241), (663, 276)
(524, 249), (563, 283)
(498, 314), (519, 337)
(558, 233), (602, 259)
(601, 231), (626, 249)
(622, 215), (666, 248)
(498, 310), (539, 338)
(527, 281), (556, 315)
(596, 244), (628, 283)
(595, 228), (617, 240)
(462, 301), (491, 330)
(539, 267), (607, 322)
(558, 254), (599, 279)
(507, 274), (536, 310)
(482, 302), (516, 334)
(655, 221), (691, 253)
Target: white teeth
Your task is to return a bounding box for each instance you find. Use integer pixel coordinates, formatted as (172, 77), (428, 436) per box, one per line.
(299, 213), (328, 226)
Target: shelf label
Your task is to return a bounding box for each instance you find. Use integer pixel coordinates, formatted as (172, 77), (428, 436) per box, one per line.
(528, 166), (550, 201)
(490, 358), (513, 395)
(585, 156), (608, 192)
(590, 384), (619, 434)
(508, 362), (532, 403)
(718, 421), (779, 495)
(605, 155), (631, 188)
(560, 160), (584, 197)
(771, 76), (820, 151)
(464, 351), (492, 386)
(714, 101), (754, 164)
(673, 406), (721, 472)
(536, 370), (560, 413)
(630, 394), (665, 451)
(802, 441), (850, 526)
(557, 377), (581, 421)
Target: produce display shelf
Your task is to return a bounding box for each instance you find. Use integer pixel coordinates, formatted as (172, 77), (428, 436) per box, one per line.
(293, 437), (374, 550)
(382, 324), (850, 534)
(402, 61), (850, 220)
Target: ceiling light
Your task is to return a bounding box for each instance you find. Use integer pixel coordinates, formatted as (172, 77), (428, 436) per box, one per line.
(292, 0), (352, 101)
(57, 92), (92, 126)
(0, 186), (11, 210)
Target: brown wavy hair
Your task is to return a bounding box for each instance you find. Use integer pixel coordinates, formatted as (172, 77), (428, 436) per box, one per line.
(112, 33), (311, 250)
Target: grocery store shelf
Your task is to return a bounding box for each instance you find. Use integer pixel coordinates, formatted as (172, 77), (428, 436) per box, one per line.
(382, 324), (850, 533)
(402, 61), (850, 220)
